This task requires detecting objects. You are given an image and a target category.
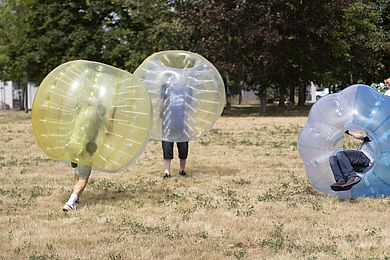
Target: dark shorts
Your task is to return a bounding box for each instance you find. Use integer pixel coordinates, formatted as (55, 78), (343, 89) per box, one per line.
(162, 141), (189, 160)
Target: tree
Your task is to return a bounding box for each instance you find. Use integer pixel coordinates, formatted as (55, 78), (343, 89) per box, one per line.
(0, 0), (189, 83)
(1, 0), (388, 113)
(175, 0), (352, 112)
(327, 0), (389, 85)
(0, 0), (189, 110)
(0, 0), (36, 110)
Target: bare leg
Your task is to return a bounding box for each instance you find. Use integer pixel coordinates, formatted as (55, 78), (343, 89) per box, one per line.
(164, 160), (172, 178)
(74, 174), (79, 185)
(64, 176), (89, 209)
(73, 177), (89, 197)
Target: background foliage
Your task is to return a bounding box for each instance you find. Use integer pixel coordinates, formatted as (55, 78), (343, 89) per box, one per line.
(0, 0), (389, 112)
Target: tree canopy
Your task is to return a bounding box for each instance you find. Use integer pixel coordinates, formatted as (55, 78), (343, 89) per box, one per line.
(0, 0), (388, 112)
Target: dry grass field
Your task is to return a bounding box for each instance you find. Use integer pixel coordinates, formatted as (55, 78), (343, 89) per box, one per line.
(1, 108), (390, 259)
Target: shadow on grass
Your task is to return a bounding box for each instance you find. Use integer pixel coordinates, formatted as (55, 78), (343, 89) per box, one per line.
(222, 103), (313, 117)
(81, 165), (239, 207)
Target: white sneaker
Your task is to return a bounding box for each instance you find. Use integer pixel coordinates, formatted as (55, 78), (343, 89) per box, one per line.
(62, 203), (76, 212)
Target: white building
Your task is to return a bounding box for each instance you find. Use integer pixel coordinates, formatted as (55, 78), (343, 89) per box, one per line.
(0, 81), (13, 109)
(0, 81), (38, 110)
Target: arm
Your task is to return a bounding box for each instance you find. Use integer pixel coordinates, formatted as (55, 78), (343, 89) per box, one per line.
(345, 130), (370, 141)
(105, 107), (116, 135)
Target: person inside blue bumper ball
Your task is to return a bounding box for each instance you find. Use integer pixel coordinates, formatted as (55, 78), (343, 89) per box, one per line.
(329, 130), (374, 191)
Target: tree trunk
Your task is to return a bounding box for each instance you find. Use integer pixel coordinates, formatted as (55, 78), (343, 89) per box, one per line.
(238, 80), (244, 105)
(289, 83), (295, 105)
(278, 84), (285, 107)
(223, 74), (231, 108)
(259, 85), (267, 116)
(278, 66), (286, 107)
(298, 79), (306, 106)
(18, 81), (25, 111)
(17, 80), (29, 112)
(23, 82), (28, 112)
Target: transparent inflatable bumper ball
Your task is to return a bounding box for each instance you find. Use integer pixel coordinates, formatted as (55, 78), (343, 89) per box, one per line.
(134, 50), (226, 142)
(32, 60), (152, 172)
(298, 84), (390, 198)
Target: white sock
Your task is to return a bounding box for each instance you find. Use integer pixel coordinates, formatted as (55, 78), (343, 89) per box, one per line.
(66, 193), (78, 206)
(165, 170), (170, 175)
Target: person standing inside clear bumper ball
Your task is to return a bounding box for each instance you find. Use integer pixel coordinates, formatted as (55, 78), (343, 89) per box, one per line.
(159, 75), (191, 179)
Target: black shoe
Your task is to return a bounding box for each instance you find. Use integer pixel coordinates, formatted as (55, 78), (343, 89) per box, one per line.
(163, 172), (171, 179)
(179, 170), (187, 176)
(330, 179), (347, 191)
(341, 176), (362, 190)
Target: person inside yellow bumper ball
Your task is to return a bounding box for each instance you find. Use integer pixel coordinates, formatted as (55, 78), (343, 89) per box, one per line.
(32, 60), (153, 213)
(63, 103), (111, 212)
